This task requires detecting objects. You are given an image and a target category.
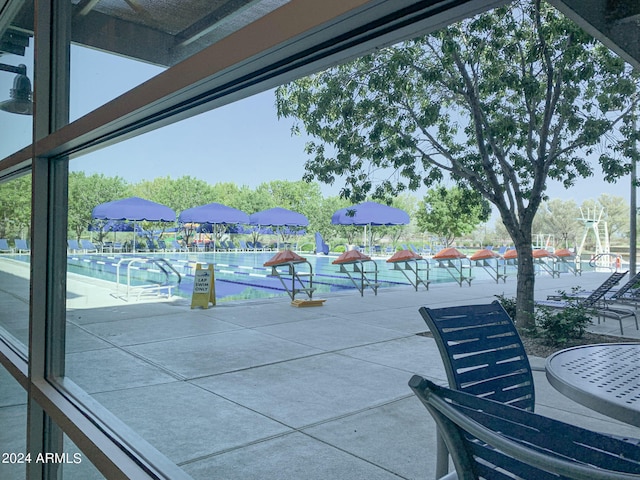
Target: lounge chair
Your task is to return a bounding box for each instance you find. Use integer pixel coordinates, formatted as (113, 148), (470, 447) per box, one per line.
(156, 240), (167, 251)
(171, 240), (187, 252)
(67, 239), (81, 253)
(419, 301), (534, 478)
(409, 376), (640, 480)
(537, 271), (637, 335)
(14, 239), (30, 253)
(0, 239), (13, 253)
(80, 239), (98, 253)
(314, 232), (329, 255)
(548, 271), (640, 307)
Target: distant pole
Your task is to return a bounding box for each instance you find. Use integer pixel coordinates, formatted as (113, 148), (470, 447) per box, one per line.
(631, 107), (637, 277)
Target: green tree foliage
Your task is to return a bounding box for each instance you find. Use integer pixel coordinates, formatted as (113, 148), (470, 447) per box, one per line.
(417, 186), (490, 246)
(68, 172), (130, 241)
(0, 175), (31, 240)
(275, 0), (637, 327)
(533, 199), (581, 248)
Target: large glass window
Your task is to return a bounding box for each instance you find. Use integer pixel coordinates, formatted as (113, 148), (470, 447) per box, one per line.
(0, 175), (31, 355)
(1, 2), (532, 479)
(0, 2), (34, 158)
(69, 0), (287, 121)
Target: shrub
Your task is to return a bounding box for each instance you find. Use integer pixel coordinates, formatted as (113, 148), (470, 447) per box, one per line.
(496, 290), (593, 347)
(536, 289), (593, 346)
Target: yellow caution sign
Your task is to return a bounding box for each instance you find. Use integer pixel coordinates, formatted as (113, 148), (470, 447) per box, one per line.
(191, 263), (216, 309)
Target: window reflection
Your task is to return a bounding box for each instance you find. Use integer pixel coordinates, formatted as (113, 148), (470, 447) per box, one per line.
(0, 175), (31, 354)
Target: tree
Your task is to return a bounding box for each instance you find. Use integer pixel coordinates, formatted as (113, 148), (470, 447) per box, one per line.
(0, 175), (31, 240)
(68, 172), (129, 241)
(275, 0), (637, 328)
(533, 199), (581, 248)
(417, 186), (490, 247)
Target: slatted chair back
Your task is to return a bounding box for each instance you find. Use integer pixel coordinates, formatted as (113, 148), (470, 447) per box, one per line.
(610, 272), (640, 300)
(419, 300), (534, 411)
(582, 271), (627, 307)
(409, 375), (640, 480)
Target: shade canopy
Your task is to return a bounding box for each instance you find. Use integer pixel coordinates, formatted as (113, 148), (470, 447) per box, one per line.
(331, 201), (410, 226)
(249, 207), (308, 227)
(92, 197), (176, 222)
(178, 202), (249, 225)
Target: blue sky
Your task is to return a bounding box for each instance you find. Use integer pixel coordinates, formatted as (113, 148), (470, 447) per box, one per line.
(1, 44), (631, 206)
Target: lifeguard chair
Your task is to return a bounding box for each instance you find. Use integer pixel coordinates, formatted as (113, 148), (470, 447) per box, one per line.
(333, 250), (379, 296)
(386, 249), (430, 291)
(264, 250), (316, 302)
(432, 248), (473, 287)
(469, 248), (508, 283)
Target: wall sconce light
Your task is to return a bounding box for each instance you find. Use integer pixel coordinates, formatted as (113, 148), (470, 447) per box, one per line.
(0, 63), (33, 115)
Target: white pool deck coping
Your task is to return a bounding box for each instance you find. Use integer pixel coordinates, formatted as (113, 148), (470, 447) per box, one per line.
(1, 258), (639, 479)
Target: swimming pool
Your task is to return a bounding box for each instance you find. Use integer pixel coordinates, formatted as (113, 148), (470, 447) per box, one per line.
(61, 250), (536, 302)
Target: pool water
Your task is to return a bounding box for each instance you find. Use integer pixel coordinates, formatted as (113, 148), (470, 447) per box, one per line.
(62, 250), (535, 302)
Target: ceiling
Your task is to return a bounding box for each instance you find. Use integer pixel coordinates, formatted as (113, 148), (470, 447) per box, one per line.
(0, 0), (638, 69)
(2, 0), (290, 66)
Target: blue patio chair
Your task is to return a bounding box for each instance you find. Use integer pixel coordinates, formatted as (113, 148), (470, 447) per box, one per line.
(80, 239), (98, 253)
(0, 238), (12, 253)
(171, 240), (187, 252)
(419, 300), (534, 478)
(157, 240), (167, 251)
(14, 239), (30, 253)
(254, 241), (268, 251)
(67, 239), (81, 253)
(314, 232), (329, 255)
(409, 376), (640, 480)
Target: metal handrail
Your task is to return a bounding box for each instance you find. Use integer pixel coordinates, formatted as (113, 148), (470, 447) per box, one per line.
(115, 257), (181, 300)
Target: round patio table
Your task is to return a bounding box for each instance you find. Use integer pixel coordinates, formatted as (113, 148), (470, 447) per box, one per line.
(545, 343), (640, 427)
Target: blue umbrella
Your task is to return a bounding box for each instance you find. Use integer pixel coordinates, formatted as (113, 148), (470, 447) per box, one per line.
(179, 203), (250, 251)
(179, 202), (249, 225)
(250, 207), (308, 246)
(249, 207), (308, 227)
(92, 196), (176, 222)
(331, 201), (409, 226)
(92, 197), (176, 252)
(332, 201), (410, 252)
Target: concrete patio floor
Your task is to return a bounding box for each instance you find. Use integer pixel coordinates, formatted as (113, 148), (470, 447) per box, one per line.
(1, 264), (639, 479)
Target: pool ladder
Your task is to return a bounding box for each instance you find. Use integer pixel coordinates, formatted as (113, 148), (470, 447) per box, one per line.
(114, 257), (182, 301)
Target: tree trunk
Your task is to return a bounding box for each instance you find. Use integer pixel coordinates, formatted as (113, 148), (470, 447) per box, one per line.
(514, 241), (536, 330)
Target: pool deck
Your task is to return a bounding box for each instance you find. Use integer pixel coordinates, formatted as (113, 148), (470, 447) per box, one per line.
(2, 264), (640, 479)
